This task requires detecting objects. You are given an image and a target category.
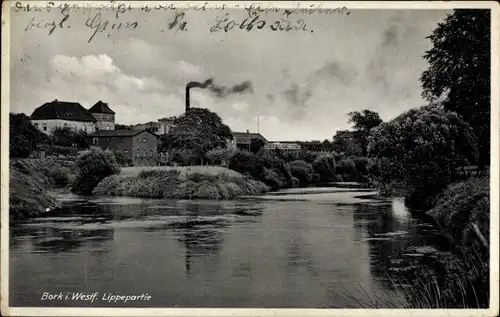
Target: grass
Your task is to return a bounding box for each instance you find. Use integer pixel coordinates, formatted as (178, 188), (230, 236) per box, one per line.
(93, 167), (269, 200)
(118, 165), (243, 180)
(9, 158), (76, 221)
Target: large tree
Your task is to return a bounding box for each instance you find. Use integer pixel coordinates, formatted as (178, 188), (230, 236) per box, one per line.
(367, 105), (478, 207)
(10, 113), (50, 158)
(161, 108), (232, 162)
(421, 9), (490, 165)
(348, 109), (383, 156)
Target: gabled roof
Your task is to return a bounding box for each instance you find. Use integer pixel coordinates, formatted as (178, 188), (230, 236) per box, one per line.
(87, 129), (158, 138)
(89, 100), (115, 114)
(30, 100), (97, 122)
(232, 132), (268, 142)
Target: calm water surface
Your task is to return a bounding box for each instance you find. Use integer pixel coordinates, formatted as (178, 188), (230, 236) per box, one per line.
(10, 188), (447, 308)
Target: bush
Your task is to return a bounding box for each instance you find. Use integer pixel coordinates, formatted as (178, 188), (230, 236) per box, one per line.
(426, 177), (489, 308)
(205, 148), (232, 165)
(286, 160), (314, 186)
(313, 154), (336, 182)
(71, 147), (121, 195)
(262, 167), (284, 190)
(48, 167), (72, 186)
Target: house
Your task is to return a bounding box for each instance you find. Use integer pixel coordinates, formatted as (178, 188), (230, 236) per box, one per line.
(30, 99), (97, 134)
(89, 100), (116, 131)
(87, 129), (159, 166)
(30, 99), (116, 135)
(132, 118), (176, 135)
(232, 130), (268, 151)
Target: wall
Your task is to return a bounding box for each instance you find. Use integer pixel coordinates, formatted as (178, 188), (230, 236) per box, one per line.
(132, 131), (159, 166)
(92, 113), (115, 131)
(31, 119), (96, 135)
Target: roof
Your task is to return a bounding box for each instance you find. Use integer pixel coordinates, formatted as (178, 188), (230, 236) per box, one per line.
(233, 132), (268, 142)
(88, 100), (115, 114)
(87, 129), (158, 138)
(30, 100), (97, 122)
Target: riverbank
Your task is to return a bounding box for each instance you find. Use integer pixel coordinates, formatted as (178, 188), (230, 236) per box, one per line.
(9, 158), (75, 222)
(93, 167), (270, 200)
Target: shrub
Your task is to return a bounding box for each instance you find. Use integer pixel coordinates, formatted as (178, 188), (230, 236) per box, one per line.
(262, 167), (284, 191)
(286, 160), (314, 186)
(48, 167), (72, 186)
(313, 154), (336, 182)
(298, 150), (319, 164)
(71, 147), (121, 195)
(205, 148), (232, 166)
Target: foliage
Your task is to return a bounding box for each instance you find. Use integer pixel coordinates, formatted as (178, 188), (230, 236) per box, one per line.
(71, 147), (121, 195)
(205, 148), (232, 165)
(48, 167), (72, 186)
(250, 138), (266, 154)
(286, 160), (314, 186)
(367, 105), (478, 207)
(312, 154), (336, 182)
(171, 148), (198, 166)
(348, 110), (383, 156)
(282, 150), (299, 162)
(297, 150), (318, 164)
(421, 9), (490, 166)
(93, 167), (269, 199)
(10, 113), (50, 158)
(51, 127), (88, 148)
(160, 108), (233, 162)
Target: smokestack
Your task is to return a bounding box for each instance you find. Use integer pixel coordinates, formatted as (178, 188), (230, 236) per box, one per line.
(185, 79), (214, 113)
(185, 85), (190, 113)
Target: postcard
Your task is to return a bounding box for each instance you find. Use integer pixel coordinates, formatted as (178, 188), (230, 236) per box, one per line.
(1, 1), (499, 316)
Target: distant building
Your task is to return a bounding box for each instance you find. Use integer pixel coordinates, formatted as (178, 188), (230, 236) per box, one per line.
(89, 100), (116, 131)
(265, 141), (301, 151)
(87, 129), (159, 166)
(232, 130), (268, 151)
(30, 99), (98, 135)
(132, 119), (176, 136)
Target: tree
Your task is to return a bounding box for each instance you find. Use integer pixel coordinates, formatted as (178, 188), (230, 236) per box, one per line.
(71, 147), (120, 195)
(367, 105), (478, 207)
(205, 148), (232, 165)
(10, 113), (50, 158)
(348, 110), (383, 156)
(421, 9), (490, 166)
(313, 154), (336, 182)
(115, 124), (132, 130)
(250, 138), (265, 154)
(161, 108), (233, 163)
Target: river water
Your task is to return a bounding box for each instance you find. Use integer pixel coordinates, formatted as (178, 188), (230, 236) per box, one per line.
(9, 186), (448, 308)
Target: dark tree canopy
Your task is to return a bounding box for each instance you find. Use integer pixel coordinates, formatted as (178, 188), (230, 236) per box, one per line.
(421, 9), (490, 164)
(160, 108), (232, 159)
(250, 138), (266, 153)
(348, 109), (383, 156)
(10, 113), (50, 158)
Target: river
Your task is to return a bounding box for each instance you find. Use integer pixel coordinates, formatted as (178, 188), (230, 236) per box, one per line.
(9, 185), (449, 308)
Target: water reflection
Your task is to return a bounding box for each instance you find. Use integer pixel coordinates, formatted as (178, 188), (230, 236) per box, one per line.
(352, 199), (450, 292)
(10, 193), (452, 308)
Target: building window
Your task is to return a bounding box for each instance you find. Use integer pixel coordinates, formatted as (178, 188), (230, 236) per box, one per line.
(108, 138), (111, 143)
(93, 138), (98, 145)
(143, 138), (147, 143)
(124, 150), (128, 154)
(71, 124), (76, 130)
(34, 123), (39, 128)
(96, 126), (100, 131)
(106, 125), (110, 130)
(83, 125), (87, 131)
(42, 123), (47, 131)
(136, 149), (140, 157)
(63, 123), (67, 127)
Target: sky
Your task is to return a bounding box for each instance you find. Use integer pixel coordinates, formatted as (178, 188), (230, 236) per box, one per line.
(9, 4), (451, 141)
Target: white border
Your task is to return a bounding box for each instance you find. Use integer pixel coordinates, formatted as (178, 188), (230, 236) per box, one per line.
(1, 1), (499, 316)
